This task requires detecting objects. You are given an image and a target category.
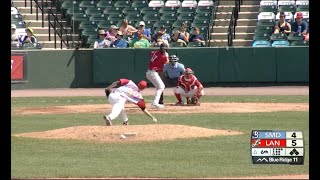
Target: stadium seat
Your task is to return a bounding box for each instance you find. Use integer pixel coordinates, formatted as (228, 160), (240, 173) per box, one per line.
(296, 5), (309, 12)
(177, 7), (196, 14)
(270, 33), (288, 41)
(143, 14), (160, 21)
(140, 7), (160, 15)
(257, 20), (275, 27)
(122, 7), (140, 15)
(252, 40), (271, 47)
(98, 21), (117, 29)
(85, 7), (102, 16)
(160, 13), (178, 21)
(277, 0), (295, 6)
(187, 42), (205, 47)
(96, 0), (114, 8)
(271, 40), (290, 47)
(177, 13), (194, 21)
(11, 14), (23, 21)
(125, 14), (142, 22)
(79, 20), (97, 31)
(195, 6), (214, 14)
(108, 14), (125, 22)
(278, 5), (296, 14)
(12, 21), (26, 28)
(181, 0), (197, 8)
(132, 0), (149, 8)
(290, 40), (308, 46)
(89, 14), (106, 22)
(296, 0), (309, 11)
(255, 26), (273, 35)
(148, 0), (165, 8)
(84, 36), (97, 48)
(197, 0), (214, 7)
(258, 12), (276, 21)
(159, 7), (178, 15)
(11, 7), (19, 15)
(114, 1), (132, 8)
(260, 0), (277, 7)
(259, 5), (277, 14)
(293, 11), (309, 19)
(154, 20), (172, 28)
(172, 20), (191, 28)
(194, 13), (211, 21)
(287, 33), (304, 41)
(165, 0), (182, 7)
(79, 1), (96, 9)
(253, 32), (270, 41)
(170, 41), (186, 47)
(103, 8), (123, 16)
(275, 12), (294, 23)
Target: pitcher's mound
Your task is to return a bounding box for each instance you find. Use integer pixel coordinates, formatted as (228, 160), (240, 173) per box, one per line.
(14, 124), (243, 143)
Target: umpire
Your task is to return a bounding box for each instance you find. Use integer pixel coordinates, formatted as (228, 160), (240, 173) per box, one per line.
(163, 55), (185, 87)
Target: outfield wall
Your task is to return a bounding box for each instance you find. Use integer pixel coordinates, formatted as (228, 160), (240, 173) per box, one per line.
(11, 47), (309, 89)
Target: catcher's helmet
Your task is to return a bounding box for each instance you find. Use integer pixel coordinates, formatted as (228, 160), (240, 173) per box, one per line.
(169, 55), (179, 62)
(138, 80), (147, 90)
(185, 68), (194, 75)
(160, 43), (168, 50)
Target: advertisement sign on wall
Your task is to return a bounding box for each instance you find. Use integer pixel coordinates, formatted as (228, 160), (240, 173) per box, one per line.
(11, 52), (27, 83)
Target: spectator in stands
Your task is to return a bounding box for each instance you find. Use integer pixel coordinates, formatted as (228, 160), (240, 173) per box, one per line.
(291, 12), (308, 35)
(273, 12), (291, 35)
(106, 25), (118, 42)
(11, 24), (19, 42)
(132, 21), (152, 42)
(150, 31), (169, 47)
(159, 25), (171, 43)
(129, 31), (150, 48)
(119, 19), (138, 36)
(94, 30), (111, 48)
(189, 27), (205, 46)
(173, 22), (189, 46)
(111, 31), (128, 48)
(20, 27), (38, 47)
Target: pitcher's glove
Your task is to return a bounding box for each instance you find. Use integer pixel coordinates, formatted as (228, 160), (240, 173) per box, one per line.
(105, 89), (111, 98)
(191, 97), (199, 105)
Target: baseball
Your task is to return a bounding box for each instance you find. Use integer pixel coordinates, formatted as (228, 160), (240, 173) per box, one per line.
(120, 134), (126, 139)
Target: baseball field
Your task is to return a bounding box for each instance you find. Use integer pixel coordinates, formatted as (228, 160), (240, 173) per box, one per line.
(11, 87), (309, 179)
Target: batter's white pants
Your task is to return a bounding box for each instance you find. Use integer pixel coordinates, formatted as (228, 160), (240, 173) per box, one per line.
(174, 86), (204, 101)
(146, 69), (165, 105)
(106, 92), (128, 123)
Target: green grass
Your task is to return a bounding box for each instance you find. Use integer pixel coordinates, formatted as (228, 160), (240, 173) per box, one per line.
(11, 95), (309, 108)
(12, 109), (309, 178)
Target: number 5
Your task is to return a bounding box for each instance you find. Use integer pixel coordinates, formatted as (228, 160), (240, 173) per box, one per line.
(292, 140), (297, 146)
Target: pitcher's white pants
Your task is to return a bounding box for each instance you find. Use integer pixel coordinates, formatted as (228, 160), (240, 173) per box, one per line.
(174, 86), (204, 99)
(106, 92), (128, 123)
(146, 69), (165, 105)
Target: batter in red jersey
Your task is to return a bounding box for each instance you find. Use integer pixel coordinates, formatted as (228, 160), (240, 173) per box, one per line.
(146, 43), (169, 108)
(103, 78), (157, 126)
(174, 68), (204, 105)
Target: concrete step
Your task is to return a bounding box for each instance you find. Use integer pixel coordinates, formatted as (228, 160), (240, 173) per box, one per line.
(214, 19), (257, 26)
(17, 7), (57, 14)
(24, 20), (67, 27)
(12, 0), (54, 9)
(211, 32), (254, 40)
(34, 34), (80, 41)
(209, 39), (253, 47)
(215, 12), (259, 19)
(217, 5), (260, 12)
(21, 13), (62, 20)
(213, 26), (256, 33)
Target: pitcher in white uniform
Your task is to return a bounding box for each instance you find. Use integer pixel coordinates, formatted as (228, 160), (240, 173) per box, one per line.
(103, 78), (157, 126)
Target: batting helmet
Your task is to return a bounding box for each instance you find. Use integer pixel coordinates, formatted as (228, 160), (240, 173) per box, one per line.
(169, 55), (179, 62)
(160, 43), (168, 50)
(185, 68), (194, 75)
(138, 80), (147, 90)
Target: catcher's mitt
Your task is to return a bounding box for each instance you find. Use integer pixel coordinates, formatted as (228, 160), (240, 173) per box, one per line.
(191, 97), (199, 105)
(105, 89), (111, 98)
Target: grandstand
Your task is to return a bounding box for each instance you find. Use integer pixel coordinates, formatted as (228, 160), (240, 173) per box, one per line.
(11, 0), (309, 49)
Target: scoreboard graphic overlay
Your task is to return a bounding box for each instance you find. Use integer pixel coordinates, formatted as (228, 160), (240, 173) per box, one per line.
(251, 130), (304, 165)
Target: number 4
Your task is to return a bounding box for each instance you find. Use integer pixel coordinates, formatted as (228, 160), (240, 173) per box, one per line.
(291, 132), (297, 138)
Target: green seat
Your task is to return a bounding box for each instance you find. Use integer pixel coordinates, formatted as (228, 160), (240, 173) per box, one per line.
(270, 33), (287, 41)
(81, 28), (98, 40)
(114, 1), (131, 8)
(143, 14), (160, 21)
(125, 14), (142, 22)
(132, 1), (148, 8)
(170, 42), (186, 47)
(255, 26), (273, 35)
(257, 20), (275, 27)
(84, 36), (97, 48)
(122, 7), (140, 15)
(98, 21), (115, 29)
(172, 20), (191, 28)
(290, 40), (308, 46)
(96, 0), (114, 8)
(177, 13), (194, 21)
(103, 8), (122, 16)
(259, 5), (277, 14)
(71, 14), (89, 29)
(191, 20), (210, 29)
(79, 20), (97, 31)
(187, 41), (205, 47)
(287, 33), (304, 41)
(12, 21), (26, 28)
(153, 20), (172, 28)
(79, 1), (96, 9)
(159, 7), (177, 15)
(89, 14), (106, 22)
(194, 13), (211, 21)
(85, 7), (102, 16)
(195, 6), (213, 14)
(296, 5), (309, 12)
(61, 0), (79, 10)
(177, 7), (195, 14)
(107, 14), (125, 21)
(278, 5), (296, 13)
(160, 13), (177, 21)
(140, 7), (160, 15)
(253, 32), (270, 41)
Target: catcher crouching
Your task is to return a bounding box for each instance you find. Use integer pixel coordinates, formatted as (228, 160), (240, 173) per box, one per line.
(174, 68), (204, 106)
